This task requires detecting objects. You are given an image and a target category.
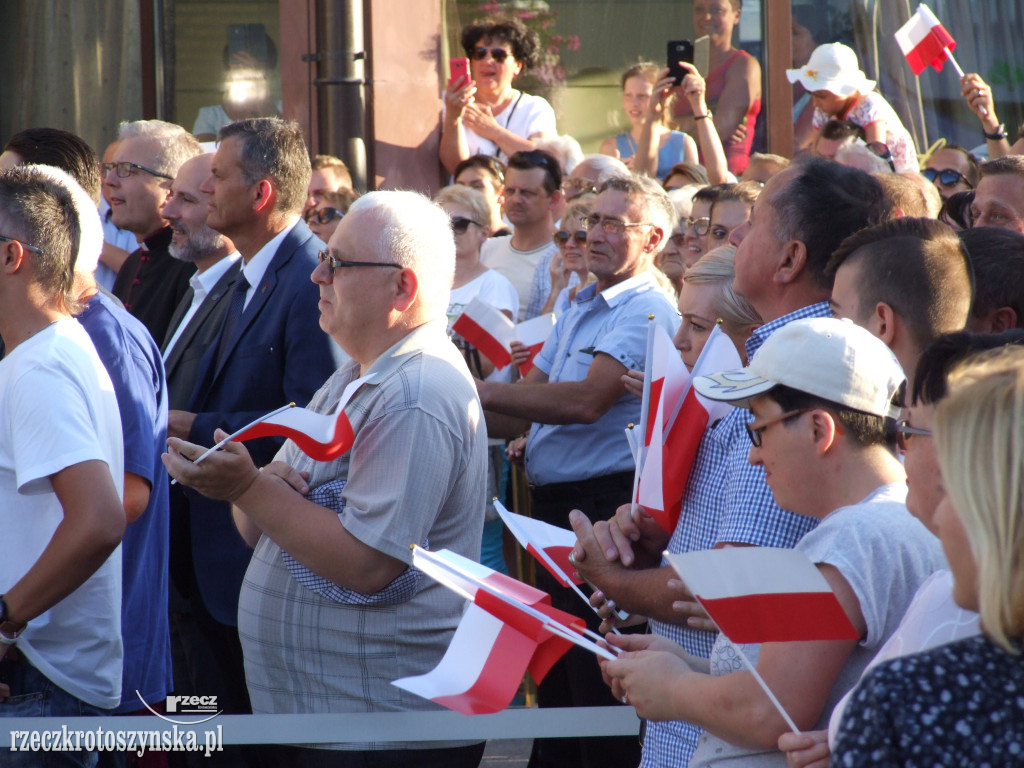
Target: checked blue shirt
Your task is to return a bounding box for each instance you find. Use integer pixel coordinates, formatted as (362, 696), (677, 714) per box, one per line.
(641, 302), (830, 768)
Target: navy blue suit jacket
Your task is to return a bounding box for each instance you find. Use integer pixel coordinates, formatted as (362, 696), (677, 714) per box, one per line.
(184, 220), (344, 625)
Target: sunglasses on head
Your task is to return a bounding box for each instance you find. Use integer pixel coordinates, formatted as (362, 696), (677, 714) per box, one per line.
(471, 47), (510, 63)
(306, 207), (344, 225)
(450, 216), (480, 235)
(553, 229), (588, 247)
(922, 168), (973, 188)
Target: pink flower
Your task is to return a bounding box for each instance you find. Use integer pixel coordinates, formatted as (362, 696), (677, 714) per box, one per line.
(566, 35), (580, 51)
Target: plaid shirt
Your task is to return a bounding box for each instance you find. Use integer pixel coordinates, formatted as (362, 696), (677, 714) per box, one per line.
(642, 302), (831, 768)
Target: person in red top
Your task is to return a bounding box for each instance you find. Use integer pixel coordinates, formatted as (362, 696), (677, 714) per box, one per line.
(671, 0), (762, 176)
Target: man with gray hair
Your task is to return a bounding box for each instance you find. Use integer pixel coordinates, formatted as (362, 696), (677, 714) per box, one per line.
(109, 119), (202, 343)
(477, 173), (678, 768)
(164, 190), (487, 767)
(0, 167), (125, 766)
(168, 118), (343, 726)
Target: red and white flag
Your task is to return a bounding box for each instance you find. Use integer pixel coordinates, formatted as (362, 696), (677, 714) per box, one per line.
(451, 297), (516, 370)
(493, 500), (582, 587)
(392, 547), (612, 715)
(665, 547), (859, 644)
(451, 298), (555, 374)
(637, 326), (740, 533)
(514, 312), (556, 375)
(233, 374), (374, 461)
(895, 4), (956, 76)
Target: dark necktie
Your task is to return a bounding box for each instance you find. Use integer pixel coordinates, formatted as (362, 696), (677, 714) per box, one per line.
(215, 274), (249, 369)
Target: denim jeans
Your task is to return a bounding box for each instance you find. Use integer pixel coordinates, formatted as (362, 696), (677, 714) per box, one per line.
(0, 650), (110, 768)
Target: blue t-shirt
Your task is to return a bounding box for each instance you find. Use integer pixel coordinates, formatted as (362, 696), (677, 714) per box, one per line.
(78, 290), (172, 712)
(615, 130), (691, 180)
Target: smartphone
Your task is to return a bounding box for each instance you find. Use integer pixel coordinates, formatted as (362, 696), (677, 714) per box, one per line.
(449, 57), (470, 88)
(228, 23), (269, 66)
(667, 39), (694, 86)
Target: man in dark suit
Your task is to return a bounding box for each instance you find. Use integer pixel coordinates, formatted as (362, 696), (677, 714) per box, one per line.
(167, 118), (344, 727)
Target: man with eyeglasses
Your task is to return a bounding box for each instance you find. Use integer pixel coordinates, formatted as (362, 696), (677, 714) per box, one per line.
(107, 120), (202, 345)
(167, 118), (343, 739)
(164, 190), (488, 768)
(571, 158), (893, 767)
(477, 174), (678, 768)
(480, 149), (562, 321)
(0, 166), (126, 767)
(828, 217), (972, 391)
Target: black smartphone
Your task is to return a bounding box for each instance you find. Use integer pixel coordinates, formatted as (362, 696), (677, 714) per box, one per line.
(667, 39), (694, 86)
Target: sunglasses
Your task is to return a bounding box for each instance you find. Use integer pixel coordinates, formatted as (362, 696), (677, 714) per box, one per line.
(450, 216), (480, 235)
(306, 207), (344, 225)
(317, 250), (402, 275)
(471, 47), (511, 63)
(553, 230), (588, 247)
(922, 168), (973, 188)
(561, 178), (597, 200)
(895, 418), (931, 453)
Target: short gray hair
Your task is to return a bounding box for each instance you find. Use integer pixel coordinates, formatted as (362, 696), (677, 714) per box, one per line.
(118, 119), (201, 177)
(347, 191), (455, 319)
(574, 154), (631, 185)
(599, 174), (675, 253)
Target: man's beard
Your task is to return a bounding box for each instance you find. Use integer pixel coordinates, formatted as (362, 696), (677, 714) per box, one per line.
(169, 225), (225, 262)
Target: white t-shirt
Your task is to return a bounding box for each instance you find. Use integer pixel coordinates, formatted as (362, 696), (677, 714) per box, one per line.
(827, 568), (979, 747)
(0, 318), (125, 709)
(480, 237), (557, 322)
(447, 269), (520, 329)
(690, 483), (945, 767)
(460, 90), (557, 164)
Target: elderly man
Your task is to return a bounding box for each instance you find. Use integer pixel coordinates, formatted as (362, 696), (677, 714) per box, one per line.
(108, 120), (202, 343)
(168, 118), (343, 727)
(164, 190), (486, 768)
(0, 167), (125, 767)
(971, 155), (1024, 232)
(478, 173), (678, 768)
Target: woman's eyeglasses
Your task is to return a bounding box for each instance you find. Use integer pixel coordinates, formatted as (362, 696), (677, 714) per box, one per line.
(450, 217), (481, 235)
(895, 419), (932, 453)
(553, 230), (588, 247)
(923, 168), (972, 188)
(471, 47), (510, 63)
(685, 216), (711, 236)
(306, 207), (344, 225)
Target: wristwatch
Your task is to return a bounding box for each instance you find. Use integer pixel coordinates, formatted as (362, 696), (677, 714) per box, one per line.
(0, 595), (27, 643)
(984, 123), (1008, 141)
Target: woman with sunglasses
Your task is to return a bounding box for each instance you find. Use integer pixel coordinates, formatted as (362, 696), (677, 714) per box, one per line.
(830, 346), (1024, 766)
(536, 195), (597, 318)
(440, 18), (556, 175)
(306, 188), (356, 244)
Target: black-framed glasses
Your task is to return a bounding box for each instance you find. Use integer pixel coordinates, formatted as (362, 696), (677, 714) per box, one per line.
(561, 178), (596, 200)
(923, 168), (973, 189)
(101, 161), (173, 181)
(581, 214), (651, 236)
(0, 234), (45, 256)
(866, 141), (896, 173)
(471, 47), (510, 63)
(306, 207), (344, 225)
(895, 419), (932, 453)
(553, 229), (588, 247)
(450, 216), (480, 235)
(685, 216), (711, 236)
(317, 250), (403, 274)
(745, 408), (813, 447)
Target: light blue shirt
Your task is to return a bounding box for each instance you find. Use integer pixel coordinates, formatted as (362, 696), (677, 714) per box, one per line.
(524, 271), (678, 486)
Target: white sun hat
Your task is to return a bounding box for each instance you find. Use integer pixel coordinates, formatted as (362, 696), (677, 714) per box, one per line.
(692, 317), (904, 419)
(786, 42), (876, 98)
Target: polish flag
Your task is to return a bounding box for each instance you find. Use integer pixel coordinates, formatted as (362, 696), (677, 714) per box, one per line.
(637, 326), (740, 533)
(393, 547), (614, 715)
(493, 500), (582, 587)
(665, 547), (859, 644)
(451, 298), (555, 374)
(895, 4), (956, 76)
(514, 313), (556, 375)
(233, 374), (373, 461)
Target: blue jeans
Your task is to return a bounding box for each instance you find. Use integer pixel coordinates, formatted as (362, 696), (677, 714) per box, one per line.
(0, 650), (110, 768)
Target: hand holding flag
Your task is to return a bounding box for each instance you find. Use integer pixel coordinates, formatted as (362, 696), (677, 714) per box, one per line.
(451, 297), (555, 375)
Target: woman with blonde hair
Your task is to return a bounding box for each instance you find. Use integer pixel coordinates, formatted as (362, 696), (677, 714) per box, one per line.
(833, 347), (1024, 765)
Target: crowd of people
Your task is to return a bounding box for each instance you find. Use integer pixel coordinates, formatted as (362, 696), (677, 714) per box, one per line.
(0, 10), (1023, 768)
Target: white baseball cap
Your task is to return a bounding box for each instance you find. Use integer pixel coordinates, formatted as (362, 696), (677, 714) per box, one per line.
(786, 42), (876, 98)
(692, 317), (904, 419)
